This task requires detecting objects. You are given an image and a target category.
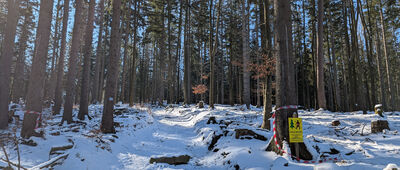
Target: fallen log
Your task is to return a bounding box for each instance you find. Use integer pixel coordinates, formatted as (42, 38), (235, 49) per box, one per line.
(149, 155), (191, 165)
(49, 145), (73, 155)
(30, 153), (69, 169)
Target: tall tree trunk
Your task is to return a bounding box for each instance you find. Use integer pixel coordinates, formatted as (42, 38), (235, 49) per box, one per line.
(310, 0), (317, 109)
(208, 0), (214, 108)
(158, 6), (166, 105)
(12, 0), (31, 103)
(78, 0), (95, 120)
(267, 0), (311, 160)
(343, 0), (354, 111)
(349, 0), (361, 111)
(53, 0), (70, 114)
(47, 0), (61, 102)
(357, 0), (374, 110)
(129, 0), (139, 106)
(92, 0), (105, 104)
(364, 0), (376, 109)
(316, 0), (326, 109)
(0, 0), (19, 129)
(241, 0), (251, 109)
(167, 0), (174, 104)
(120, 22), (128, 103)
(375, 22), (387, 109)
(62, 0), (84, 124)
(379, 0), (394, 111)
(255, 4), (260, 108)
(23, 0), (54, 138)
(25, 0), (54, 113)
(326, 30), (334, 111)
(261, 0), (272, 130)
(328, 7), (341, 111)
(101, 0), (122, 133)
(175, 0), (183, 104)
(301, 0), (310, 109)
(183, 0), (191, 104)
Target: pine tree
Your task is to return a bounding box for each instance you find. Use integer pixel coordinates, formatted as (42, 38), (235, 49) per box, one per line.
(0, 0), (20, 129)
(78, 0), (96, 120)
(241, 0), (251, 109)
(316, 0), (326, 109)
(101, 0), (122, 133)
(62, 0), (84, 124)
(23, 0), (54, 138)
(53, 0), (70, 114)
(92, 0), (105, 104)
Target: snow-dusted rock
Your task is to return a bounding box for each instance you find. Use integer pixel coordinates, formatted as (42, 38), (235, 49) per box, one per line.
(383, 163), (399, 170)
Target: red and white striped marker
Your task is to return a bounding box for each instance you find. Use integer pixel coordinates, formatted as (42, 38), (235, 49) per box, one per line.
(271, 105), (340, 164)
(26, 110), (42, 129)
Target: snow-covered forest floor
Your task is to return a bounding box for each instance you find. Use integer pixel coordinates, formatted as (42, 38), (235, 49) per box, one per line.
(1, 104), (400, 170)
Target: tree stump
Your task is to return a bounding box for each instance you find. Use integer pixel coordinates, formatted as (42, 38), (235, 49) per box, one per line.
(20, 112), (42, 139)
(331, 120), (340, 126)
(371, 120), (389, 133)
(234, 129), (267, 141)
(197, 101), (204, 108)
(207, 116), (217, 124)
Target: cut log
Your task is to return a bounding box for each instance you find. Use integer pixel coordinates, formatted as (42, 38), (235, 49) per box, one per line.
(149, 155), (191, 165)
(371, 120), (389, 133)
(235, 129), (267, 141)
(49, 145), (73, 155)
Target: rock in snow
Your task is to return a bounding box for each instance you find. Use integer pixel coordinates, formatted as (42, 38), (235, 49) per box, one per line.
(383, 163), (399, 170)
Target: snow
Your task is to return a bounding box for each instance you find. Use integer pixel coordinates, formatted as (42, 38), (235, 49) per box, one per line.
(1, 104), (400, 169)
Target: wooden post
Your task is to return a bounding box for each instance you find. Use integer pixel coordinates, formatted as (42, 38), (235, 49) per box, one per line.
(293, 112), (299, 159)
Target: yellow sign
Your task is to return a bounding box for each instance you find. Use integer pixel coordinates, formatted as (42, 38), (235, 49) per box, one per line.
(288, 118), (303, 143)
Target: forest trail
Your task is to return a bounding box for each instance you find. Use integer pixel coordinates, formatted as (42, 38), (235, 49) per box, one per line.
(1, 104), (400, 170)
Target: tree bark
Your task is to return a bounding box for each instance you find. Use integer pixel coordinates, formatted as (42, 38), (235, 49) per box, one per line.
(208, 0), (214, 108)
(129, 0), (139, 106)
(25, 0), (54, 113)
(0, 0), (20, 129)
(12, 0), (31, 103)
(343, 0), (355, 111)
(261, 0), (272, 130)
(78, 0), (96, 120)
(23, 0), (54, 138)
(316, 0), (326, 109)
(328, 7), (341, 111)
(120, 13), (129, 103)
(62, 0), (84, 124)
(241, 0), (251, 109)
(101, 0), (121, 133)
(183, 0), (191, 105)
(53, 0), (70, 114)
(92, 0), (105, 104)
(47, 0), (61, 102)
(167, 0), (174, 104)
(267, 0), (311, 160)
(375, 22), (387, 110)
(378, 0), (394, 111)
